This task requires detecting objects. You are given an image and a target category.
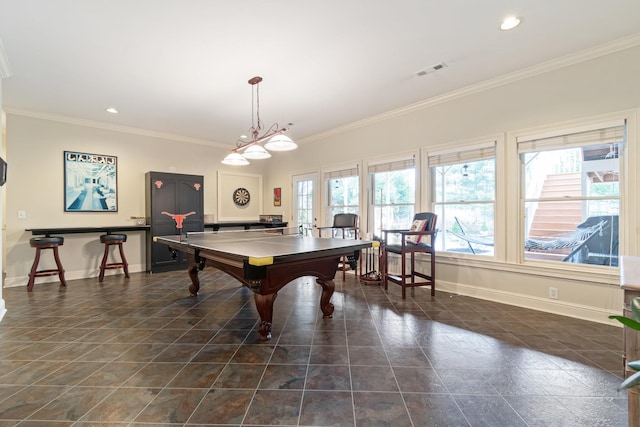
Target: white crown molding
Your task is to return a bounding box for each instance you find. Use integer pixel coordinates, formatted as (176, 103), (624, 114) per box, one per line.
(301, 32), (640, 145)
(3, 108), (229, 149)
(6, 32), (640, 148)
(0, 38), (13, 79)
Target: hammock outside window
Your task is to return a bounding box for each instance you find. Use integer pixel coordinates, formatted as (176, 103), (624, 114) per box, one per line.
(450, 216), (609, 257)
(523, 220), (606, 251)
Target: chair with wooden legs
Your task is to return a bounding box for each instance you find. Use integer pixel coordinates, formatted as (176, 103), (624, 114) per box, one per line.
(382, 212), (437, 298)
(318, 213), (359, 279)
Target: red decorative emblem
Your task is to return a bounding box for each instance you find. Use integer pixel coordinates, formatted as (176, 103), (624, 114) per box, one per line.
(161, 211), (196, 229)
(155, 180), (163, 189)
(194, 183), (201, 191)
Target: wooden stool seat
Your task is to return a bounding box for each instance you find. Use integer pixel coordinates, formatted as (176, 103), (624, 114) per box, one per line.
(28, 236), (66, 291)
(99, 234), (130, 282)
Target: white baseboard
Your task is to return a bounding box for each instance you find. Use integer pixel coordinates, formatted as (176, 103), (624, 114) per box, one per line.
(437, 279), (620, 326)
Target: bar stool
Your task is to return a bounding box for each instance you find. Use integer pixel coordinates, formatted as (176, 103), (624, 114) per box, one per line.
(27, 236), (67, 292)
(99, 234), (130, 282)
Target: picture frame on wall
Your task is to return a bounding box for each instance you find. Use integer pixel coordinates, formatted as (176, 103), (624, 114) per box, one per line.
(64, 151), (118, 212)
(274, 187), (281, 206)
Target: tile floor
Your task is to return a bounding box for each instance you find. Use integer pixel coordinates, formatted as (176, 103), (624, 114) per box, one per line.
(0, 268), (629, 426)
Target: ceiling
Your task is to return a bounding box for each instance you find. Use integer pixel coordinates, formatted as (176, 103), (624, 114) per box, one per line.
(1, 1), (640, 149)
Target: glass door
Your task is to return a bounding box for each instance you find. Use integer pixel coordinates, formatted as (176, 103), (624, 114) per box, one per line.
(292, 172), (318, 236)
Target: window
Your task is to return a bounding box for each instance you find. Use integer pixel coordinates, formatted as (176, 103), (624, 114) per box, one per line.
(368, 157), (415, 239)
(325, 166), (359, 223)
(429, 143), (496, 255)
(518, 123), (623, 267)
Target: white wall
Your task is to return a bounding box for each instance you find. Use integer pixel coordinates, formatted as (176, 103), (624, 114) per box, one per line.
(3, 43), (639, 325)
(264, 44), (640, 324)
(4, 115), (268, 287)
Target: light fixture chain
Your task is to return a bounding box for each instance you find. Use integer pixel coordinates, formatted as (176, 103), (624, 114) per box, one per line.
(255, 80), (262, 136)
(251, 82), (256, 132)
(250, 78), (263, 140)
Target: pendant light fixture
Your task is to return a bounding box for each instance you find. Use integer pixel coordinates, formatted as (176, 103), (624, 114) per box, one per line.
(221, 76), (296, 166)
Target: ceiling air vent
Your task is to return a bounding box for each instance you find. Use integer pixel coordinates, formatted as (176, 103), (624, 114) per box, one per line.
(416, 62), (447, 77)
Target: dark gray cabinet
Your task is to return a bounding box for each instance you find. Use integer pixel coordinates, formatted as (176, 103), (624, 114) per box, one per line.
(145, 171), (204, 272)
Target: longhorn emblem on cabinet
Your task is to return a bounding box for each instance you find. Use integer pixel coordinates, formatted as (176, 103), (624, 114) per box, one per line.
(161, 211), (196, 229)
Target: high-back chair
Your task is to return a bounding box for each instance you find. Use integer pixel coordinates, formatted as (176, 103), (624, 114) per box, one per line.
(382, 212), (437, 298)
(318, 213), (359, 279)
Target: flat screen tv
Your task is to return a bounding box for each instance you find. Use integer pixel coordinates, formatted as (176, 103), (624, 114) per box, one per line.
(0, 157), (6, 186)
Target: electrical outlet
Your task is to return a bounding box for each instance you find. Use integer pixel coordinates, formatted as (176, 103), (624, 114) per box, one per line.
(548, 287), (559, 300)
(17, 210), (26, 219)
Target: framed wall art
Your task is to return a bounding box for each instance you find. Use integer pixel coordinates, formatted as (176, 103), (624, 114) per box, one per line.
(273, 187), (281, 206)
(64, 151), (118, 212)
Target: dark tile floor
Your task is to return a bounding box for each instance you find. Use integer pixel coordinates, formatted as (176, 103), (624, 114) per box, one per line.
(0, 269), (629, 426)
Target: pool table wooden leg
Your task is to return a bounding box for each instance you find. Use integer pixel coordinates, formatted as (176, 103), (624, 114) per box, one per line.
(317, 278), (335, 318)
(254, 292), (277, 340)
(187, 263), (200, 296)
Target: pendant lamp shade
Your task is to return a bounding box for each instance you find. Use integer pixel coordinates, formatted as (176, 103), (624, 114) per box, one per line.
(264, 134), (298, 152)
(221, 152), (249, 166)
(242, 144), (272, 159)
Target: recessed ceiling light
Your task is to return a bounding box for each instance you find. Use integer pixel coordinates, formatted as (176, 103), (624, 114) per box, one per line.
(500, 16), (522, 31)
(105, 107), (119, 114)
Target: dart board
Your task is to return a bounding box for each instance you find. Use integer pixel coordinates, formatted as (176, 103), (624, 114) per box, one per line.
(233, 187), (250, 206)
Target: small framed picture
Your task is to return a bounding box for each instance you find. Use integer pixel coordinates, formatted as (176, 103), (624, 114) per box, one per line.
(273, 187), (281, 206)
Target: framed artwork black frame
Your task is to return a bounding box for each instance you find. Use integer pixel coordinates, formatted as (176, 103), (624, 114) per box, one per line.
(64, 151), (118, 212)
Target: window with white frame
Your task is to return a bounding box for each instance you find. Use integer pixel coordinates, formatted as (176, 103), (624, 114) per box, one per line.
(325, 166), (359, 224)
(429, 143), (496, 255)
(368, 157), (415, 240)
(518, 122), (623, 267)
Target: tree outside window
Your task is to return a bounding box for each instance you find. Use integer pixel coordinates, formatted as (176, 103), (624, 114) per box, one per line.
(369, 161), (415, 240)
(327, 175), (359, 220)
(430, 145), (496, 255)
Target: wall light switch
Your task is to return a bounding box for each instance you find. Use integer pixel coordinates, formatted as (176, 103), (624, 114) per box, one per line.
(17, 210), (26, 219)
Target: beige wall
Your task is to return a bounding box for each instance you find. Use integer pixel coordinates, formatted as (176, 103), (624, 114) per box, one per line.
(3, 43), (639, 325)
(264, 44), (640, 324)
(3, 115), (268, 286)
